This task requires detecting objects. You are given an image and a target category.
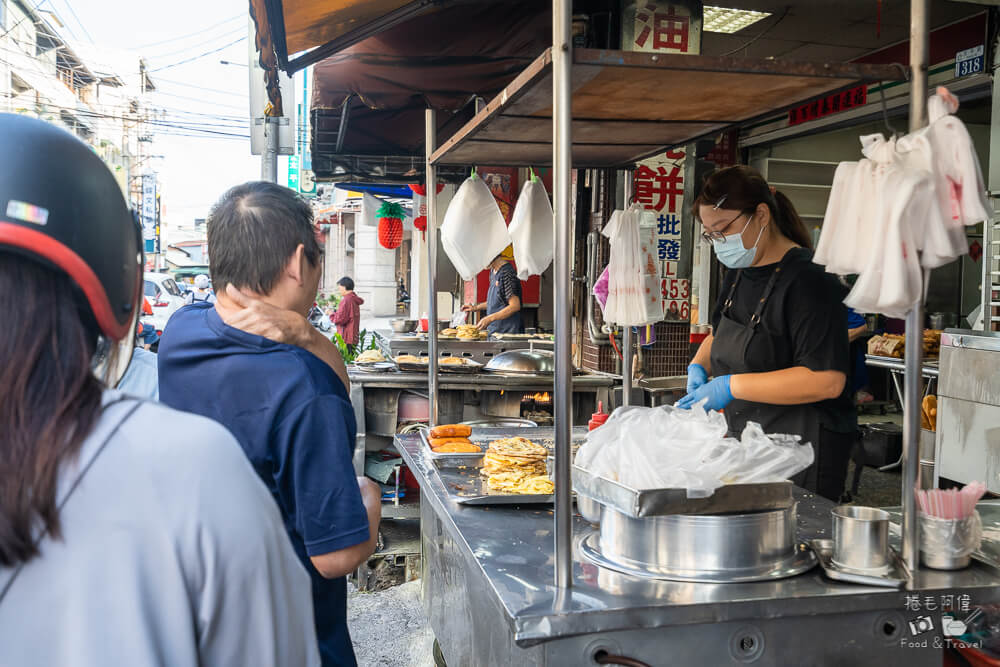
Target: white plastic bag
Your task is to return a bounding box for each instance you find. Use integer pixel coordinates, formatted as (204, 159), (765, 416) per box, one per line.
(574, 404), (815, 498)
(440, 172), (510, 281)
(507, 174), (554, 279)
(601, 204), (664, 326)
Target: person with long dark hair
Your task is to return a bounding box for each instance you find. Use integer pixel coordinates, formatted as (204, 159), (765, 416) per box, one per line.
(0, 115), (319, 666)
(676, 166), (856, 501)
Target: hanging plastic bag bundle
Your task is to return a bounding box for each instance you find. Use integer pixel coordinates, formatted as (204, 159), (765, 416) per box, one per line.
(507, 170), (554, 279)
(602, 204), (663, 326)
(440, 170), (511, 281)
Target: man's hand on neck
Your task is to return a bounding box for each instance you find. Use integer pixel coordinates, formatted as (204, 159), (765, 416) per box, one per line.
(216, 285), (350, 390)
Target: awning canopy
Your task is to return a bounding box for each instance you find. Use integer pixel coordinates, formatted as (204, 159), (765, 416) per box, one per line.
(308, 1), (550, 182)
(261, 0), (488, 73)
(430, 48), (907, 168)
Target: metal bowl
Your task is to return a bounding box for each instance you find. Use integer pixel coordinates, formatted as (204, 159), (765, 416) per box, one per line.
(484, 349), (555, 374)
(390, 318), (418, 333)
(460, 417), (538, 428)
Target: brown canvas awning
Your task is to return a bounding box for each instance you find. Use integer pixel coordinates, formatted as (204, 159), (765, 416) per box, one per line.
(308, 1), (551, 181)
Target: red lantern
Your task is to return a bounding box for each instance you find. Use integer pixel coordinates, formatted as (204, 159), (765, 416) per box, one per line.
(376, 201), (405, 249)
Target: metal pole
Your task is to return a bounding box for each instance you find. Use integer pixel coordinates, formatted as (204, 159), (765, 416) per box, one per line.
(425, 108), (439, 427)
(552, 0), (573, 590)
(262, 117), (279, 182)
(902, 0), (929, 577)
(621, 171), (635, 406)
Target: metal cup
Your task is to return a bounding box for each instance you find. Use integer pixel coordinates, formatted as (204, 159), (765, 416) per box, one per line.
(832, 505), (890, 572)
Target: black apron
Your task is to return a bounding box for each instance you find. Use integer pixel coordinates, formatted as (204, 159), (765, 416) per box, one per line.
(710, 256), (852, 501)
(485, 265), (523, 335)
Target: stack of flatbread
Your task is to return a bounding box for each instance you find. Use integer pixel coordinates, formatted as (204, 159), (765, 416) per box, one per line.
(481, 437), (554, 495)
(456, 324), (487, 340)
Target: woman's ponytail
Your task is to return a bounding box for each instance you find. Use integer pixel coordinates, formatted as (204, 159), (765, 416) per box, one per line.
(771, 189), (813, 250)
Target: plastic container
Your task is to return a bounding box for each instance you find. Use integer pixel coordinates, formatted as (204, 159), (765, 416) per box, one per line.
(419, 313), (429, 333)
(588, 401), (609, 431)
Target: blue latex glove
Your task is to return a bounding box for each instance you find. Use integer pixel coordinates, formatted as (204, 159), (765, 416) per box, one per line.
(675, 375), (733, 411)
(686, 363), (708, 395)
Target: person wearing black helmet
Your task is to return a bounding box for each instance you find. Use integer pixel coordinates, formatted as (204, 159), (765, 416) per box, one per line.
(0, 114), (320, 666)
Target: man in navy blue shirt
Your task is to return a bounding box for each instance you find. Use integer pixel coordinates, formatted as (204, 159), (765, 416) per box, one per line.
(158, 182), (380, 667)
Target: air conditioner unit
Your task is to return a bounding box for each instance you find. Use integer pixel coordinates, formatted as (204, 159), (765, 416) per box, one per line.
(345, 232), (356, 254)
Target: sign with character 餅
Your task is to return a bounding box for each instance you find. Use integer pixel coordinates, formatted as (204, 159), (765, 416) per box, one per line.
(635, 150), (691, 321)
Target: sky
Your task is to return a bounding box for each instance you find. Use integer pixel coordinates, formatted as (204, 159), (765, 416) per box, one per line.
(49, 0), (266, 229)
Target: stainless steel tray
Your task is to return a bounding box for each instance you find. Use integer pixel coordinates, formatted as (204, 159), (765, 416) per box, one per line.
(353, 360), (397, 372)
(394, 360), (429, 373)
(419, 429), (486, 459)
(437, 359), (484, 374)
(572, 464), (795, 518)
(421, 427), (586, 460)
(432, 455), (553, 505)
(809, 539), (908, 588)
(580, 533), (817, 583)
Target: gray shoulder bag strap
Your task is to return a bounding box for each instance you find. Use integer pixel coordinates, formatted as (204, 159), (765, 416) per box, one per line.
(0, 398), (143, 603)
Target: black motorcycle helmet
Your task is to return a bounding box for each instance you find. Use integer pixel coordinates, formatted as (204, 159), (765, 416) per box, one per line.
(0, 114), (143, 376)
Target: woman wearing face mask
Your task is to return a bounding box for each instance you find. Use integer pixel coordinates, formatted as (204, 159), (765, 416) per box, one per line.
(676, 166), (855, 501)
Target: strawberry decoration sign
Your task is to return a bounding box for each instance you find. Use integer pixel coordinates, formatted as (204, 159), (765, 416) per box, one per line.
(376, 201), (405, 249)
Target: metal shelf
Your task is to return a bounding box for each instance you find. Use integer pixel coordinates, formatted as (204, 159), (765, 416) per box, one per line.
(429, 48), (906, 168)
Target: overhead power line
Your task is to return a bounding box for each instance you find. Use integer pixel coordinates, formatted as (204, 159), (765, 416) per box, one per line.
(148, 36), (247, 73)
(56, 0), (94, 44)
(144, 26), (246, 61)
(128, 14), (244, 51)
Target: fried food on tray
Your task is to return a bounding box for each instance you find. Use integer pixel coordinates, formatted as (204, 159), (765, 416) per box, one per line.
(395, 354), (427, 364)
(486, 471), (554, 494)
(440, 328), (458, 337)
(355, 349), (385, 363)
(479, 437), (552, 494)
(440, 356), (468, 365)
(430, 436), (474, 448)
(430, 424), (472, 439)
(488, 437), (548, 459)
(432, 440), (481, 453)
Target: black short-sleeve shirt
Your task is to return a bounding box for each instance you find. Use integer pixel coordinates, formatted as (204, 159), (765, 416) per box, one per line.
(711, 247), (855, 433)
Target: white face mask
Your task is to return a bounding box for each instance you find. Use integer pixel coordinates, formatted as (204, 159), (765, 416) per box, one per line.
(711, 214), (767, 269)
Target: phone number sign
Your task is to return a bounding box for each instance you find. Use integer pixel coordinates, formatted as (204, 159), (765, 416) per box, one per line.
(661, 261), (690, 321)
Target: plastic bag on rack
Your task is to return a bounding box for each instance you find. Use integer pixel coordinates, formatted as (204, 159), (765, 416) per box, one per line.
(574, 403), (814, 498)
(440, 171), (511, 281)
(592, 265), (610, 313)
(507, 174), (554, 279)
(601, 204), (664, 326)
(450, 310), (468, 327)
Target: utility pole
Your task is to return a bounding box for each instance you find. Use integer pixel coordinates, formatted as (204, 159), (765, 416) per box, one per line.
(261, 117), (279, 182)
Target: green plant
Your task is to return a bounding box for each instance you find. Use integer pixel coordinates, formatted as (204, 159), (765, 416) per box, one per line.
(334, 329), (379, 363)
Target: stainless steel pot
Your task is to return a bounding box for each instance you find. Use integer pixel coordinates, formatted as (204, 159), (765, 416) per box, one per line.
(577, 495), (602, 524)
(390, 318), (418, 333)
(831, 505), (890, 572)
(585, 505), (809, 582)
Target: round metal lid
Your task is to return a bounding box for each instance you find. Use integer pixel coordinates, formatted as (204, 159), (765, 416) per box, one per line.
(484, 349), (555, 374)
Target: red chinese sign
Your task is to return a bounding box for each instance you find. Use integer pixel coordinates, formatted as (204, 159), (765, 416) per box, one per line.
(788, 85), (868, 126)
(634, 3), (690, 53)
(635, 150), (691, 322)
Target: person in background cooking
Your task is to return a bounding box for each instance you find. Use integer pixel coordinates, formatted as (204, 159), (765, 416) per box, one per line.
(462, 245), (523, 334)
(677, 166), (855, 502)
(0, 114), (319, 666)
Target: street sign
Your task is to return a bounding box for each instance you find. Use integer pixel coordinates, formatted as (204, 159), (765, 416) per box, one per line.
(141, 173), (156, 254)
(955, 45), (984, 79)
(287, 155), (300, 190)
(301, 169), (315, 194)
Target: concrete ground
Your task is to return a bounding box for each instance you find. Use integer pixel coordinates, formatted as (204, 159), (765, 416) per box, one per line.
(348, 579), (436, 667)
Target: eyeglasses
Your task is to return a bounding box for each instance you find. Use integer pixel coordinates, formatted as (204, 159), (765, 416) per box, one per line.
(701, 211), (750, 243)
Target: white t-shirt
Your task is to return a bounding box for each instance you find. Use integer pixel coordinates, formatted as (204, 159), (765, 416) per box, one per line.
(0, 392), (320, 667)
